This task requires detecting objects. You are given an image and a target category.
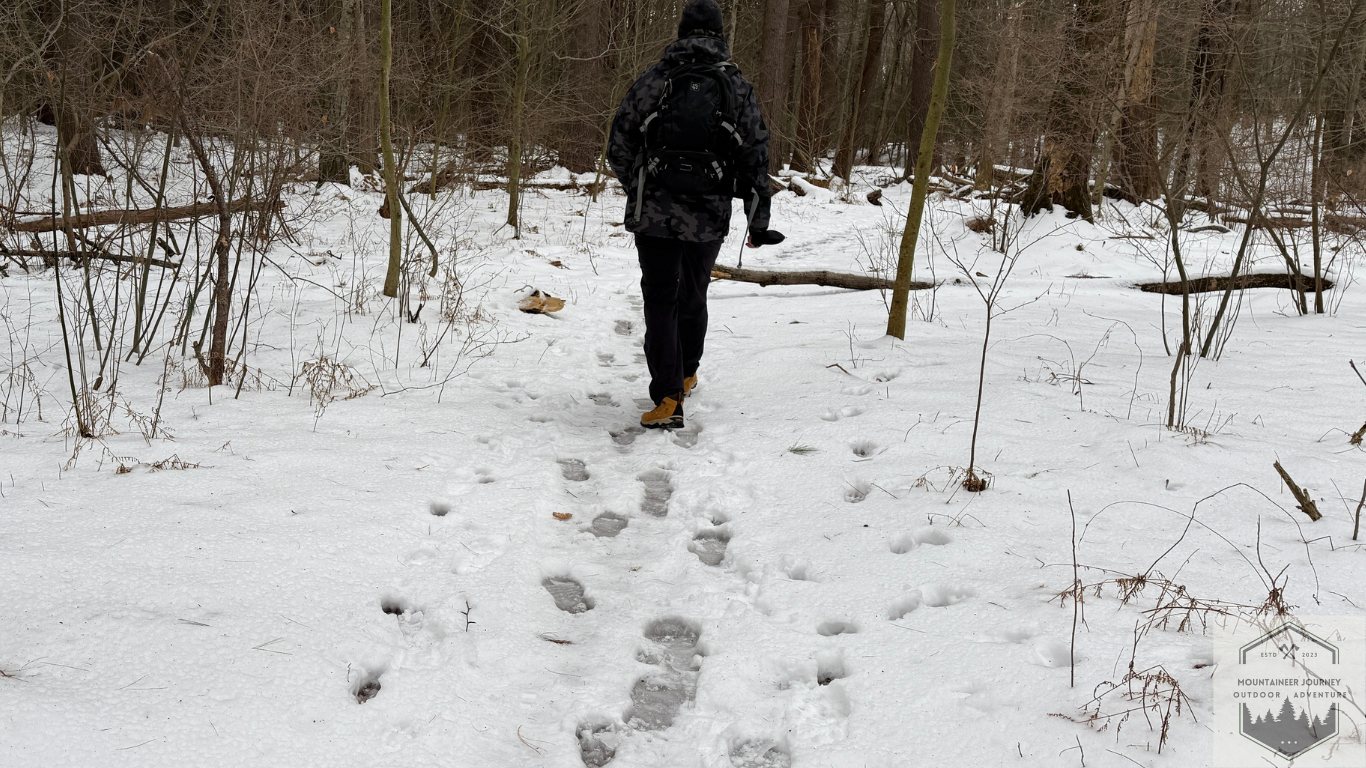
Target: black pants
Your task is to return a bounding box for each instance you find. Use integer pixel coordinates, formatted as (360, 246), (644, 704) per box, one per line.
(636, 234), (723, 405)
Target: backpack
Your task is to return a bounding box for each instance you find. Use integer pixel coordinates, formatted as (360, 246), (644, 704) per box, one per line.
(641, 62), (744, 196)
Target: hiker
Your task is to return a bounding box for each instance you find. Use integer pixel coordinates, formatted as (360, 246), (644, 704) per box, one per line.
(608, 0), (785, 431)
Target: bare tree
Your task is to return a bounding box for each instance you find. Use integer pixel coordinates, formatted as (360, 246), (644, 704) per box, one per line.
(1021, 0), (1111, 222)
(834, 0), (887, 181)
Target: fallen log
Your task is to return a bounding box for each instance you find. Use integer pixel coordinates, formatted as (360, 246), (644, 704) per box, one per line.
(1137, 272), (1334, 295)
(470, 179), (607, 195)
(10, 249), (179, 270)
(11, 197), (271, 233)
(710, 264), (932, 292)
(1223, 212), (1366, 234)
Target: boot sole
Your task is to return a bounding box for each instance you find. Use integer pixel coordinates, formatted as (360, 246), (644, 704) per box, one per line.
(642, 418), (684, 430)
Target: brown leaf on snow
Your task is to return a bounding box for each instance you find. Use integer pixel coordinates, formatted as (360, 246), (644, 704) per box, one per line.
(519, 290), (565, 314)
(553, 512), (573, 521)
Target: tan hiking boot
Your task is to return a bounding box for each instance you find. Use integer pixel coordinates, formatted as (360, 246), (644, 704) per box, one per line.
(641, 395), (685, 430)
(683, 375), (698, 398)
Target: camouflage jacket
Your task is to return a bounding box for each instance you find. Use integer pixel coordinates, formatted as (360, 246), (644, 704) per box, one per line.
(607, 36), (771, 243)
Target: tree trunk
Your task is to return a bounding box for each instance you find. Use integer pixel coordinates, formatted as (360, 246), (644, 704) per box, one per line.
(975, 0), (1022, 188)
(319, 0), (357, 185)
(1113, 0), (1160, 202)
(464, 2), (504, 161)
(792, 0), (823, 173)
(867, 3), (911, 165)
(1171, 0), (1233, 206)
(903, 0), (941, 181)
(1193, 0), (1238, 201)
(179, 123), (232, 386)
(380, 0), (403, 298)
(507, 4), (532, 235)
(834, 0), (887, 181)
(1322, 7), (1366, 192)
(49, 6), (104, 177)
(1022, 0), (1109, 221)
(887, 0), (956, 340)
(428, 0), (469, 198)
(759, 0), (794, 175)
(348, 0), (378, 175)
(815, 0), (843, 153)
(557, 0), (605, 173)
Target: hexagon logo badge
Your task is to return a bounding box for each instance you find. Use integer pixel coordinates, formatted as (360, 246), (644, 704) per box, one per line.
(1214, 616), (1365, 767)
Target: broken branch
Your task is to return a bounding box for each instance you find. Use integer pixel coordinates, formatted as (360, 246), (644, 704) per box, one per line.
(1273, 460), (1322, 521)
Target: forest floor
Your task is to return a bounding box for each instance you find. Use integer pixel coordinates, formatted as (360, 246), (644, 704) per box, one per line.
(3, 127), (1366, 767)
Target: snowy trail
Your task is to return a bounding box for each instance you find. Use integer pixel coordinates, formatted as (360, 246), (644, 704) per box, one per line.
(4, 145), (1366, 766)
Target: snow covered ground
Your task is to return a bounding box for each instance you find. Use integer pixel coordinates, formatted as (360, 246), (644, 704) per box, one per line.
(3, 126), (1366, 767)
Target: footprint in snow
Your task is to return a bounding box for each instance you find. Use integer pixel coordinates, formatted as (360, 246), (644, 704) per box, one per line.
(380, 596), (429, 639)
(888, 592), (922, 620)
(559, 459), (590, 482)
(914, 528), (951, 546)
(614, 320), (633, 336)
(597, 352), (616, 367)
(353, 668), (383, 704)
(627, 617), (703, 730)
(919, 583), (975, 607)
(543, 576), (595, 614)
(890, 525), (952, 553)
(672, 422), (702, 449)
(1031, 638), (1079, 668)
(820, 406), (866, 422)
(589, 393), (617, 407)
(843, 478), (870, 503)
(609, 425), (644, 446)
(729, 739), (792, 768)
(690, 527), (730, 566)
(849, 439), (879, 458)
(577, 722), (619, 767)
(590, 512), (629, 538)
(638, 469), (673, 517)
(815, 649), (848, 686)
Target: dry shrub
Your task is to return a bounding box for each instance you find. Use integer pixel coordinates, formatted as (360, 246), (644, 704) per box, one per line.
(1053, 664), (1193, 754)
(0, 363), (43, 424)
(296, 357), (374, 419)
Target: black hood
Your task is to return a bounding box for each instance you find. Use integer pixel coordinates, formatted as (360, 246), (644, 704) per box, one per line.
(662, 35), (731, 66)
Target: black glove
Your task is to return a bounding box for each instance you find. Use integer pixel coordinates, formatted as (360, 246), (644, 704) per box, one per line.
(747, 229), (786, 248)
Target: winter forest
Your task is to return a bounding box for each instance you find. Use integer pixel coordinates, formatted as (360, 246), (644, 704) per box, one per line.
(2, 0), (1366, 765)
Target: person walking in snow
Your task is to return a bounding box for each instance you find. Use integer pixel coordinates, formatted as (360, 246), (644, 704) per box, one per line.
(608, 0), (784, 431)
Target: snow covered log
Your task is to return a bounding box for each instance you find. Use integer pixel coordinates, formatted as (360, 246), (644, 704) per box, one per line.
(710, 264), (931, 292)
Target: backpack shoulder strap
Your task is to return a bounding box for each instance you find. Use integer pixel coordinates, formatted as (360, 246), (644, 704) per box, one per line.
(710, 64), (744, 149)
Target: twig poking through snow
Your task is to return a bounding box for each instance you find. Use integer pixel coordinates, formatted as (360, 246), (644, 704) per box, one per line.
(1354, 480), (1365, 541)
(1068, 490), (1079, 689)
